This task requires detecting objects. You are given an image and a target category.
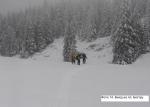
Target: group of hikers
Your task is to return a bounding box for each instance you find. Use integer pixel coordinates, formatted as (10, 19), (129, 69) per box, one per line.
(70, 51), (87, 65)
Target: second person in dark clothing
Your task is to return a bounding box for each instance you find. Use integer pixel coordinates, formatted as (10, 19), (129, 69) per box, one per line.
(81, 53), (87, 64)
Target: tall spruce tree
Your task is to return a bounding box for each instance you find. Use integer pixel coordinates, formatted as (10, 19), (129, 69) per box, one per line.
(143, 0), (150, 51)
(133, 0), (149, 52)
(63, 6), (76, 62)
(147, 1), (150, 50)
(112, 0), (144, 64)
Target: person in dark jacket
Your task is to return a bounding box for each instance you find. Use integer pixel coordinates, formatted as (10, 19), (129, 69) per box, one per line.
(80, 53), (87, 64)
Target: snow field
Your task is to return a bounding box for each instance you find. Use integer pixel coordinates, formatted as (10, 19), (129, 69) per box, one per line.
(0, 37), (149, 107)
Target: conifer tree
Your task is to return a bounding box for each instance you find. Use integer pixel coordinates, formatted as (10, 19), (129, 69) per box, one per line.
(63, 22), (76, 62)
(143, 0), (150, 51)
(112, 0), (144, 64)
(63, 6), (76, 62)
(133, 0), (149, 52)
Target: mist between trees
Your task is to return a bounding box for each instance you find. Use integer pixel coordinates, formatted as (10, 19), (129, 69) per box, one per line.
(0, 0), (150, 64)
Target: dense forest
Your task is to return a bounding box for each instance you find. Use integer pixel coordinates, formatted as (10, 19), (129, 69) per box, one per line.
(0, 0), (150, 64)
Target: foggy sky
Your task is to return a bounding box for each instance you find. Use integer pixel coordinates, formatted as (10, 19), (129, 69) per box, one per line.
(0, 0), (57, 14)
(0, 0), (113, 14)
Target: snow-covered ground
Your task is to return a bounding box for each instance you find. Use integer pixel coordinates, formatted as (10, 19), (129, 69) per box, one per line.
(0, 37), (150, 107)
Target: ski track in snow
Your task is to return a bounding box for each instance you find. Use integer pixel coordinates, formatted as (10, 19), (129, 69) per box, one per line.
(57, 65), (89, 107)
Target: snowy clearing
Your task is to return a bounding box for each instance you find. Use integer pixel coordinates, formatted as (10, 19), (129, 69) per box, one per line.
(0, 38), (150, 107)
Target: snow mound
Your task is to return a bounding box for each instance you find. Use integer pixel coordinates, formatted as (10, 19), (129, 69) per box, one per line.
(32, 38), (64, 62)
(77, 37), (113, 64)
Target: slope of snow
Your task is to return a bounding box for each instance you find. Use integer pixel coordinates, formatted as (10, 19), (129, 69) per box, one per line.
(0, 37), (150, 107)
(77, 37), (113, 64)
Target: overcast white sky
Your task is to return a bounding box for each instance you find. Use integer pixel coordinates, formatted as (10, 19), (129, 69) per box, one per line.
(0, 0), (113, 14)
(0, 0), (57, 14)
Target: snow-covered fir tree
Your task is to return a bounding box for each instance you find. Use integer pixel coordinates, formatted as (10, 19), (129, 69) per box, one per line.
(112, 0), (144, 65)
(100, 2), (113, 37)
(0, 25), (17, 56)
(25, 21), (37, 56)
(63, 23), (76, 62)
(143, 0), (150, 51)
(63, 6), (76, 62)
(132, 0), (149, 52)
